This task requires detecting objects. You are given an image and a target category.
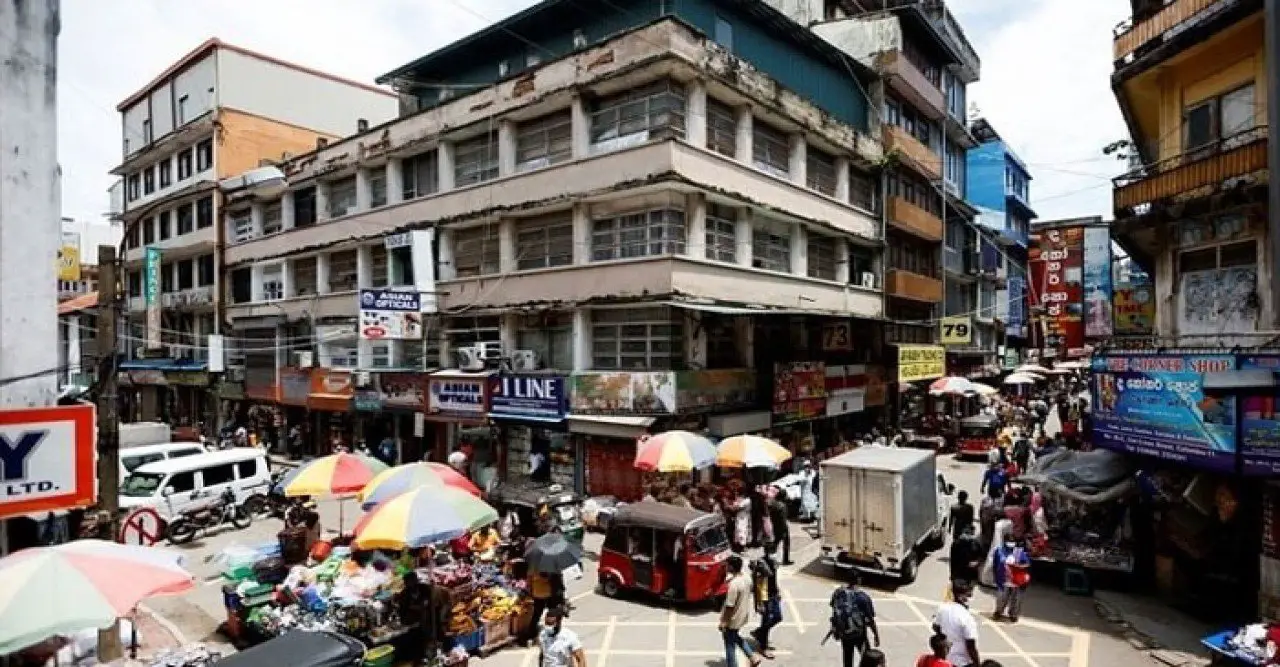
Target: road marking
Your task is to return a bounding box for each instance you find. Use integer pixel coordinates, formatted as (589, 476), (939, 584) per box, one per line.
(665, 610), (677, 667)
(982, 616), (1043, 667)
(570, 589), (595, 603)
(137, 604), (188, 646)
(1070, 626), (1092, 667)
(902, 598), (935, 626)
(596, 615), (617, 667)
(519, 646), (536, 667)
(781, 583), (807, 634)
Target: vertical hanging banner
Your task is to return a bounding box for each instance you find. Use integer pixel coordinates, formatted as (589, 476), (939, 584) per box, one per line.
(1083, 227), (1114, 338)
(57, 232), (81, 282)
(1029, 227), (1085, 357)
(144, 247), (162, 350)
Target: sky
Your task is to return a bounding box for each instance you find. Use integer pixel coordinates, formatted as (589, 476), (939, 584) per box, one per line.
(58, 0), (1131, 226)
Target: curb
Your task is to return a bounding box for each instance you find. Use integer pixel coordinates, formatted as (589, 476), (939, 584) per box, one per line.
(1093, 597), (1208, 667)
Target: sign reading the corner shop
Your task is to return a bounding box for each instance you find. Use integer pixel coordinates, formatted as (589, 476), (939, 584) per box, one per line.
(428, 376), (487, 418)
(897, 345), (945, 383)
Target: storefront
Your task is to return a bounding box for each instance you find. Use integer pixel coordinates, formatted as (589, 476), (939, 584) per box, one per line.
(353, 373), (428, 463)
(425, 370), (495, 487)
(890, 344), (946, 428)
(307, 369), (354, 453)
(487, 374), (576, 491)
(117, 361), (215, 427)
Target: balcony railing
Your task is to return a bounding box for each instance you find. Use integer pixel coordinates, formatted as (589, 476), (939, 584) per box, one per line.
(943, 247), (965, 275)
(1113, 126), (1268, 213)
(886, 268), (944, 303)
(883, 125), (943, 182)
(887, 196), (944, 242)
(1113, 0), (1242, 65)
(875, 50), (945, 120)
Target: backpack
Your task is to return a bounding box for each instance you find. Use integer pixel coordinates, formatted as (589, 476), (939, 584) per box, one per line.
(830, 587), (868, 641)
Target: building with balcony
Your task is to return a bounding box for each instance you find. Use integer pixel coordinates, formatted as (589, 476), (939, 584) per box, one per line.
(112, 38), (398, 424)
(966, 117), (1034, 360)
(1111, 0), (1269, 344)
(221, 0), (890, 465)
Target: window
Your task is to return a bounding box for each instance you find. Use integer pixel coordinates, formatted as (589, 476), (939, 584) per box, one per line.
(261, 264), (284, 301)
(516, 214), (573, 270)
(752, 225), (791, 273)
(369, 244), (389, 288)
(526, 50), (542, 68)
(369, 168), (387, 208)
(235, 459), (258, 480)
(850, 168), (878, 212)
(369, 341), (393, 369)
(497, 60), (510, 77)
(160, 263), (174, 293)
(230, 268), (251, 304)
(403, 151), (439, 200)
(142, 217), (155, 244)
(201, 464), (236, 487)
(127, 174), (140, 202)
(516, 312), (573, 370)
(714, 15), (734, 49)
(705, 204), (737, 263)
(1185, 84), (1257, 153)
(176, 203), (193, 235)
(590, 80), (686, 152)
(328, 176), (357, 218)
(887, 237), (939, 278)
(294, 187), (317, 227)
(195, 138), (213, 172)
(321, 338), (359, 369)
(262, 201), (283, 235)
(886, 172), (940, 217)
(391, 246), (415, 285)
(196, 196), (213, 229)
(229, 208), (253, 243)
(142, 118), (153, 144)
(167, 471), (196, 494)
(127, 270), (142, 297)
(807, 233), (838, 281)
(592, 307), (683, 370)
(292, 257), (317, 296)
(453, 225), (501, 277)
(901, 39), (942, 88)
(198, 254), (215, 286)
(143, 166), (155, 195)
(704, 314), (741, 369)
(328, 250), (358, 292)
(177, 95), (189, 125)
(454, 133), (499, 187)
(849, 244), (876, 286)
(177, 150), (193, 180)
(591, 207), (686, 261)
(516, 111), (572, 171)
(1221, 85), (1256, 138)
(158, 211), (172, 241)
(126, 225), (140, 250)
(752, 121), (790, 178)
(177, 259), (194, 290)
(158, 158), (172, 188)
(806, 146), (837, 196)
(706, 99), (737, 158)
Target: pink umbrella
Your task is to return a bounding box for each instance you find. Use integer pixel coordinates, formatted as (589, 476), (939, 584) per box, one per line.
(929, 376), (976, 396)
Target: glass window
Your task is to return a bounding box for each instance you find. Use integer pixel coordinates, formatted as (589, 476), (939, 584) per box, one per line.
(706, 98), (737, 158)
(328, 250), (358, 292)
(591, 307), (684, 370)
(454, 133), (499, 187)
(261, 265), (284, 301)
(158, 211), (172, 241)
(143, 166), (155, 195)
(201, 463), (235, 487)
(176, 204), (193, 235)
(229, 208), (252, 243)
(196, 196), (213, 228)
(705, 204), (737, 263)
(403, 151), (439, 200)
(516, 111), (572, 172)
(177, 150), (193, 180)
(752, 226), (791, 273)
(262, 201), (283, 235)
(806, 146), (836, 196)
(517, 213), (574, 270)
(142, 217), (155, 244)
(177, 260), (194, 290)
(235, 459), (258, 480)
(591, 208), (686, 261)
(294, 187), (317, 227)
(516, 312), (573, 370)
(167, 471), (196, 493)
(807, 233), (838, 281)
(1184, 101), (1215, 151)
(590, 80), (686, 152)
(369, 244), (389, 288)
(195, 139), (213, 172)
(453, 225), (501, 277)
(198, 254), (215, 286)
(158, 158), (172, 188)
(369, 168), (387, 208)
(714, 16), (733, 49)
(1221, 85), (1256, 139)
(292, 256), (318, 296)
(328, 176), (357, 218)
(752, 120), (790, 178)
(127, 174), (140, 202)
(850, 168), (878, 212)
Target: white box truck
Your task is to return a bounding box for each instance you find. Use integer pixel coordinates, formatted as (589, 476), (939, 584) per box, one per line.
(819, 447), (953, 582)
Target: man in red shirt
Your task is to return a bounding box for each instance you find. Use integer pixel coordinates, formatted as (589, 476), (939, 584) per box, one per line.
(916, 633), (953, 667)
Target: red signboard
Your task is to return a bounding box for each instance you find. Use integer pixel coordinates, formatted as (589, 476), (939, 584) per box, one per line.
(1029, 227), (1085, 357)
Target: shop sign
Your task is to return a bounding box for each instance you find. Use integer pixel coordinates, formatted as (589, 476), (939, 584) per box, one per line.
(940, 316), (973, 345)
(1002, 347), (1021, 371)
(0, 405), (97, 520)
(244, 366), (279, 402)
(1091, 354), (1236, 472)
(358, 289), (424, 340)
(309, 370), (354, 411)
(166, 371), (208, 387)
(821, 322), (854, 351)
(489, 374), (568, 421)
(1113, 283), (1155, 335)
(863, 366), (887, 407)
(1239, 356), (1280, 475)
(354, 390), (384, 412)
(127, 370), (167, 386)
(279, 367), (312, 406)
(825, 365), (867, 417)
(428, 374), (488, 418)
(377, 373), (425, 411)
(1029, 226), (1085, 357)
(774, 361), (826, 423)
(569, 370), (756, 415)
(218, 381), (246, 401)
(675, 369), (756, 412)
(897, 345), (945, 383)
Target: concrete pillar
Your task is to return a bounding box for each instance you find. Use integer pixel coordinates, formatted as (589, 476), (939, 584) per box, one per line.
(356, 244), (373, 288)
(316, 253), (331, 295)
(734, 317), (754, 369)
(385, 247), (396, 286)
(685, 192), (707, 259)
(836, 238), (851, 284)
(437, 228), (457, 280)
(282, 190), (296, 230)
(498, 120), (518, 177)
(835, 156), (851, 202)
(249, 201), (265, 238)
(498, 217), (517, 273)
(684, 310), (708, 368)
(734, 208), (753, 268)
(572, 309), (591, 372)
(315, 181), (331, 222)
(789, 134), (807, 186)
(357, 339), (372, 370)
(571, 203), (591, 265)
(386, 159), (405, 205)
(356, 168), (372, 212)
(734, 106), (753, 164)
(499, 313), (519, 355)
(282, 260), (295, 299)
(790, 223), (807, 277)
(570, 94), (591, 159)
(686, 79), (708, 149)
(250, 265), (265, 302)
(437, 143), (456, 192)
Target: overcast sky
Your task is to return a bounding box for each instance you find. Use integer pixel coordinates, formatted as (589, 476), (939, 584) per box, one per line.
(58, 0), (1130, 226)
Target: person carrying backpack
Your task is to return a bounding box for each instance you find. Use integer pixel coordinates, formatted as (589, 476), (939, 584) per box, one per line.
(751, 548), (783, 658)
(827, 576), (880, 667)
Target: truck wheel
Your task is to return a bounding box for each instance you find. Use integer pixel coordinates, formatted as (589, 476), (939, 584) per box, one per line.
(600, 576), (620, 598)
(898, 553), (918, 584)
(925, 526), (946, 551)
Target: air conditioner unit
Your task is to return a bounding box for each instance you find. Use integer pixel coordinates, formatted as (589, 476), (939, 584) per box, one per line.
(860, 272), (876, 289)
(295, 351), (314, 368)
(511, 349), (540, 372)
(472, 341), (503, 361)
(355, 371), (372, 387)
(455, 347), (486, 372)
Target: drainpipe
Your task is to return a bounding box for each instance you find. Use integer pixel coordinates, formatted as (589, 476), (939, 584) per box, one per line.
(1266, 0), (1280, 327)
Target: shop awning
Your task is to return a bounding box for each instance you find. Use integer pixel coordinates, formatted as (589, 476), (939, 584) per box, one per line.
(664, 301), (823, 317)
(567, 414), (656, 439)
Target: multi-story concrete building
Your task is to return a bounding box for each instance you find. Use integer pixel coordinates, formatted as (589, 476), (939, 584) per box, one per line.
(966, 117), (1034, 368)
(221, 0), (893, 481)
(111, 38), (397, 425)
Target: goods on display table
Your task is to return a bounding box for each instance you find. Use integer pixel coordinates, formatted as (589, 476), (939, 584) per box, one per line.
(1202, 623), (1280, 666)
(1020, 448), (1137, 572)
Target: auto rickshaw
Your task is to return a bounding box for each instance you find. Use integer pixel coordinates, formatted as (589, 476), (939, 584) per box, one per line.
(488, 480), (585, 542)
(955, 414), (1002, 459)
(598, 503), (732, 605)
(214, 630), (365, 667)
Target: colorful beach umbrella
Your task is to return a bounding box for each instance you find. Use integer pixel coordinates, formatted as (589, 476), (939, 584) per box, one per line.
(1015, 363), (1052, 375)
(929, 376), (976, 396)
(353, 485), (498, 550)
(358, 462), (481, 509)
(634, 430), (717, 472)
(0, 540), (194, 654)
(716, 435), (792, 469)
(969, 382), (999, 396)
(1003, 373), (1039, 385)
(276, 452), (389, 497)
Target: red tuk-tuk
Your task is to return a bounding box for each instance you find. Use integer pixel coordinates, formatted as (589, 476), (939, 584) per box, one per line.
(598, 503), (731, 605)
(956, 414), (1001, 459)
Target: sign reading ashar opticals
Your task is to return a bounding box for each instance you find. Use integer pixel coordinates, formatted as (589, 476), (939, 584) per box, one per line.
(0, 405), (96, 520)
(428, 373), (488, 418)
(897, 345), (945, 383)
(358, 289), (424, 340)
(489, 375), (568, 422)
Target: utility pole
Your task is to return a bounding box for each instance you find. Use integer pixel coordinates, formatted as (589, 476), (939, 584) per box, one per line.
(94, 245), (123, 662)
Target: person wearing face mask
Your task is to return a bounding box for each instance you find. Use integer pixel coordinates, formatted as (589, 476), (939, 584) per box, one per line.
(538, 605), (587, 667)
(992, 538), (1031, 622)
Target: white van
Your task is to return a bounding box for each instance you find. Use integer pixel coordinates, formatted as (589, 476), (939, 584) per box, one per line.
(119, 448), (272, 520)
(119, 442), (207, 482)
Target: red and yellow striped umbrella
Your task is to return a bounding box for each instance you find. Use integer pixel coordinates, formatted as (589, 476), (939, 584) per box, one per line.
(716, 435), (792, 469)
(275, 453), (389, 497)
(634, 430), (717, 473)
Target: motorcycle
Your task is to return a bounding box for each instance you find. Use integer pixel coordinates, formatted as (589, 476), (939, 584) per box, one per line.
(166, 488), (252, 544)
(250, 468), (315, 527)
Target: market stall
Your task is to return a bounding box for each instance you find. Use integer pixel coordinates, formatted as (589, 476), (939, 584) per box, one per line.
(1020, 448), (1137, 572)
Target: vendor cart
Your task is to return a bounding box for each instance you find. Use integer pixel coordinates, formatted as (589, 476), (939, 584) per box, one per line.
(488, 480), (584, 542)
(1202, 629), (1267, 666)
(214, 630), (366, 667)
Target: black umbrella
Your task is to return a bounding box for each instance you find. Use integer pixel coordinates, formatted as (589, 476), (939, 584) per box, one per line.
(525, 532), (583, 574)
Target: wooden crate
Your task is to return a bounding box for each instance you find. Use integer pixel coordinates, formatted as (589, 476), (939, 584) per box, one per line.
(479, 616), (514, 656)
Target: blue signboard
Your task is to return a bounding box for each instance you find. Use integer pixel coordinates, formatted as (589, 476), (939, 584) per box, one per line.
(1091, 355), (1237, 471)
(1007, 275), (1026, 337)
(1239, 355), (1280, 475)
(488, 375), (568, 423)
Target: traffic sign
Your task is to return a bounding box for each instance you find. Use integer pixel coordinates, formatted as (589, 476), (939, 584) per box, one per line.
(118, 507), (164, 546)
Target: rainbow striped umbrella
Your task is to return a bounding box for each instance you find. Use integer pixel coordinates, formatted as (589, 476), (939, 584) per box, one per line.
(0, 540), (193, 654)
(716, 435), (792, 469)
(634, 430), (717, 473)
(353, 486), (498, 550)
(276, 452), (390, 498)
(358, 462), (481, 510)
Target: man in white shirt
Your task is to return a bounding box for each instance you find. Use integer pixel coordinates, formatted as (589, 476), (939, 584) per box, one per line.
(538, 605), (587, 667)
(933, 580), (982, 667)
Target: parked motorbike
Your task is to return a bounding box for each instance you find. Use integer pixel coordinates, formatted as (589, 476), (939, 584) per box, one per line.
(166, 488), (252, 544)
(249, 468), (314, 527)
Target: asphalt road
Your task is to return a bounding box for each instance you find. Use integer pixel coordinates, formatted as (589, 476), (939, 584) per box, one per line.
(146, 453), (1156, 666)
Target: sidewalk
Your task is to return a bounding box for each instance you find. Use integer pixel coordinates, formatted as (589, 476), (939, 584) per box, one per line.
(1094, 590), (1214, 667)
